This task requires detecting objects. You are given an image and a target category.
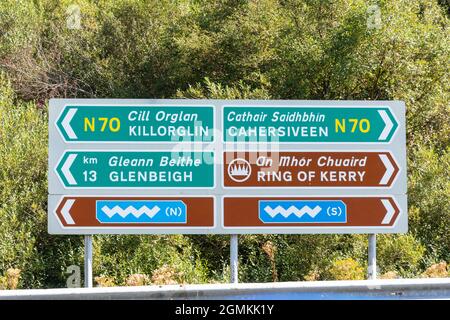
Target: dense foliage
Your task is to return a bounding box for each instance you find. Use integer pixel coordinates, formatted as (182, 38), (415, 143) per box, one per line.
(0, 0), (448, 288)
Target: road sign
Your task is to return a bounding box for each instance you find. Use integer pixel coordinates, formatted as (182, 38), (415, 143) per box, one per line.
(56, 105), (214, 142)
(222, 196), (407, 234)
(224, 151), (399, 188)
(48, 196), (215, 234)
(55, 150), (214, 189)
(48, 99), (407, 235)
(223, 106), (398, 143)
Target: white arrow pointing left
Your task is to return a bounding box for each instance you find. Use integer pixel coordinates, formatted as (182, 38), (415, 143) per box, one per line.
(61, 199), (75, 225)
(379, 154), (395, 185)
(61, 108), (78, 140)
(61, 153), (77, 185)
(381, 199), (396, 224)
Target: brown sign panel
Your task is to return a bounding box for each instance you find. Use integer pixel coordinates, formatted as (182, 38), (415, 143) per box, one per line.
(224, 151), (399, 187)
(223, 197), (400, 228)
(55, 196), (214, 228)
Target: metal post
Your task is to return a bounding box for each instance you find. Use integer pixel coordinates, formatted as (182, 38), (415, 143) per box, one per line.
(368, 234), (377, 280)
(230, 234), (239, 284)
(84, 235), (93, 288)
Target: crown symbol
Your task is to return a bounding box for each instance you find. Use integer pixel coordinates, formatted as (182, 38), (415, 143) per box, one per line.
(229, 164), (249, 176)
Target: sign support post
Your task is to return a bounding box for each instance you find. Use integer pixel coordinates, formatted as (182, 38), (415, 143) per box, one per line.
(230, 235), (239, 283)
(84, 235), (93, 288)
(368, 234), (377, 280)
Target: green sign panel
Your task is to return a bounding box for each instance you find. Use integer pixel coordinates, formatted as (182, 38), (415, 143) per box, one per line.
(56, 106), (214, 142)
(223, 107), (398, 143)
(56, 151), (214, 188)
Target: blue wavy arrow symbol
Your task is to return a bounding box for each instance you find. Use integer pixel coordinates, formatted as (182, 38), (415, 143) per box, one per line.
(258, 200), (347, 223)
(96, 200), (187, 224)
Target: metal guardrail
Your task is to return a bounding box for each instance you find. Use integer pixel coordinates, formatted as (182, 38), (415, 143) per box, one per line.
(0, 278), (449, 300)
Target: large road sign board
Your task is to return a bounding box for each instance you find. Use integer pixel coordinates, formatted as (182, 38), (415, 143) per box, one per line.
(49, 99), (407, 235)
(48, 196), (215, 234)
(224, 151), (399, 188)
(223, 106), (398, 143)
(56, 105), (214, 142)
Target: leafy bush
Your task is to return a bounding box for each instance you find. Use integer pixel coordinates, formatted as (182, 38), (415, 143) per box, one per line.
(0, 268), (21, 289)
(327, 258), (365, 281)
(376, 234), (425, 277)
(421, 262), (449, 278)
(93, 234), (211, 286)
(408, 147), (450, 262)
(0, 73), (86, 288)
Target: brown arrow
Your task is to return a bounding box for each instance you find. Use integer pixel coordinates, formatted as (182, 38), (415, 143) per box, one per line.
(224, 151), (399, 187)
(223, 197), (400, 227)
(55, 196), (214, 227)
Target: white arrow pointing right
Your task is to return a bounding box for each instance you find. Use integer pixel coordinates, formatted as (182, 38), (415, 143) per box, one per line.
(378, 110), (394, 141)
(381, 199), (395, 224)
(61, 108), (78, 140)
(61, 199), (75, 225)
(379, 154), (395, 185)
(61, 153), (77, 185)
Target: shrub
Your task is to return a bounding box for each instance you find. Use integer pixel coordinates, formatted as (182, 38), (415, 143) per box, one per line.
(408, 147), (450, 262)
(303, 269), (320, 282)
(379, 271), (399, 280)
(377, 234), (425, 277)
(126, 273), (150, 287)
(93, 235), (210, 286)
(94, 275), (115, 287)
(421, 262), (449, 278)
(0, 73), (85, 288)
(327, 258), (365, 281)
(0, 268), (21, 289)
(151, 266), (180, 285)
